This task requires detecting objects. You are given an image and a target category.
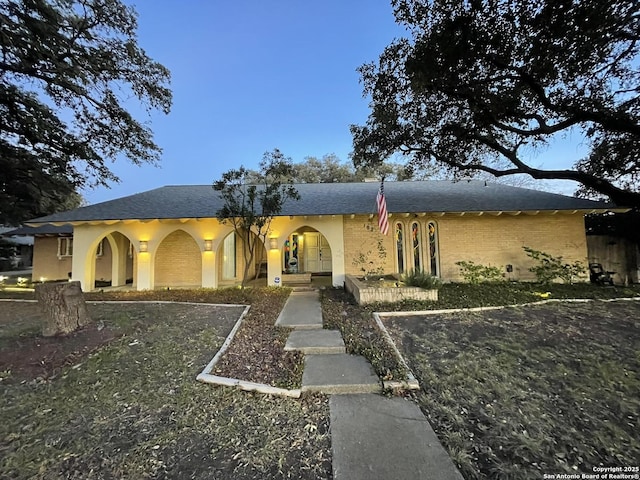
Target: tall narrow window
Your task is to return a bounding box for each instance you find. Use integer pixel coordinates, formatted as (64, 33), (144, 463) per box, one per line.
(428, 221), (439, 276)
(411, 222), (421, 271)
(395, 223), (404, 274)
(222, 233), (236, 279)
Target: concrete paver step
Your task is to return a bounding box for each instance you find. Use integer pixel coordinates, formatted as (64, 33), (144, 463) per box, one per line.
(275, 290), (323, 329)
(302, 354), (381, 394)
(285, 329), (346, 354)
(330, 394), (465, 480)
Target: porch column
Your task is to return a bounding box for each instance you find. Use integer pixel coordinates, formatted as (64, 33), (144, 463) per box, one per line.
(111, 235), (129, 287)
(267, 244), (282, 287)
(202, 251), (217, 288)
(136, 249), (153, 290)
(70, 229), (95, 292)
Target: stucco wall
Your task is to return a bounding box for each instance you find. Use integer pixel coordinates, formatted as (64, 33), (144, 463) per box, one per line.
(32, 237), (72, 281)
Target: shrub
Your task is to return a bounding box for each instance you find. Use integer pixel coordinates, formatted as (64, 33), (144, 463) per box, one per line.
(402, 269), (442, 289)
(523, 246), (587, 285)
(455, 260), (505, 284)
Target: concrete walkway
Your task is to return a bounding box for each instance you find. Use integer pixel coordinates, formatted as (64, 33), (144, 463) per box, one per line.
(277, 288), (464, 480)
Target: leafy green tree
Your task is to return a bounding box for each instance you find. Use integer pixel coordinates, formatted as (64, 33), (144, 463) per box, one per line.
(293, 154), (357, 183)
(247, 153), (430, 183)
(213, 149), (300, 288)
(352, 0), (640, 208)
(0, 0), (172, 225)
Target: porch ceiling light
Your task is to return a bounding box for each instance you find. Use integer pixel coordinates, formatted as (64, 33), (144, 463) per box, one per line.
(269, 237), (278, 250)
(204, 239), (213, 251)
(139, 240), (148, 253)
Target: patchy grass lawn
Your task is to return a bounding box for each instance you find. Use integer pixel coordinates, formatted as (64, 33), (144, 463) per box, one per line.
(384, 300), (640, 480)
(0, 288), (330, 479)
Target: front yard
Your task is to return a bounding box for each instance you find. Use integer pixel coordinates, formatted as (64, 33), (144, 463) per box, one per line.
(384, 300), (640, 480)
(1, 283), (638, 479)
(0, 289), (330, 480)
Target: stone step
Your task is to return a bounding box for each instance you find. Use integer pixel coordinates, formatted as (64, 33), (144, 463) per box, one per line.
(284, 329), (346, 355)
(275, 290), (323, 330)
(301, 354), (381, 394)
(330, 394), (465, 480)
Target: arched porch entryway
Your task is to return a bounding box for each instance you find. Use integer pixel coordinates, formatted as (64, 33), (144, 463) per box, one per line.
(217, 230), (268, 287)
(281, 227), (332, 285)
(91, 231), (134, 289)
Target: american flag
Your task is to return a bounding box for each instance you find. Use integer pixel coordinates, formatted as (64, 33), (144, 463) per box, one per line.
(377, 178), (389, 235)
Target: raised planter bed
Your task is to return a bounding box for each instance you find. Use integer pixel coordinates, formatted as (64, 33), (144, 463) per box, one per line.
(345, 274), (438, 305)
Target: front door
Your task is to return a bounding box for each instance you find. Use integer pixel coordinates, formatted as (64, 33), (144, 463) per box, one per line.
(304, 233), (332, 273)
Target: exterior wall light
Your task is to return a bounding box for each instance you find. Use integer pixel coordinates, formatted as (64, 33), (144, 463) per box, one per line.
(204, 239), (213, 251)
(139, 240), (148, 253)
(269, 237), (278, 250)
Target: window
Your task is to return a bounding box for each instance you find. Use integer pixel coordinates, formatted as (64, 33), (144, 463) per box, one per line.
(427, 221), (439, 276)
(57, 237), (73, 258)
(411, 222), (421, 271)
(395, 222), (404, 274)
(96, 239), (104, 257)
(222, 233), (236, 279)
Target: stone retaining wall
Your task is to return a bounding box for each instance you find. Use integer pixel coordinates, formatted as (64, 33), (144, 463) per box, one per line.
(345, 274), (438, 305)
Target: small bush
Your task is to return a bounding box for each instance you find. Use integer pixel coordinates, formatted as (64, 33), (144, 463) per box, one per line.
(523, 246), (587, 285)
(455, 260), (505, 284)
(402, 269), (442, 289)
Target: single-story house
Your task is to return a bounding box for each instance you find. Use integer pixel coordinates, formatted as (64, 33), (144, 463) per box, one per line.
(22, 180), (626, 291)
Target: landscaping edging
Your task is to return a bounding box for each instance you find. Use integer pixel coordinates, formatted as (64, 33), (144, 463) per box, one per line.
(196, 303), (302, 398)
(0, 298), (303, 398)
(372, 312), (420, 392)
(372, 296), (640, 391)
(345, 274), (438, 305)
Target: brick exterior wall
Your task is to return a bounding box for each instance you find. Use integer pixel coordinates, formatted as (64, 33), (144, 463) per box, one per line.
(154, 230), (202, 287)
(343, 213), (588, 282)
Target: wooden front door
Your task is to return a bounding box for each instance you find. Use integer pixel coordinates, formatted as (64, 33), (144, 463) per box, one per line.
(304, 233), (332, 273)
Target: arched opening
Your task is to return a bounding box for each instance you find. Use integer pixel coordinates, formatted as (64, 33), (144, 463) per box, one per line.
(217, 230), (267, 286)
(282, 226), (332, 284)
(154, 229), (202, 288)
(92, 231), (134, 289)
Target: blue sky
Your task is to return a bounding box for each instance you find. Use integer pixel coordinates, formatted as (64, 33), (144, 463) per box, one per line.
(82, 0), (581, 205)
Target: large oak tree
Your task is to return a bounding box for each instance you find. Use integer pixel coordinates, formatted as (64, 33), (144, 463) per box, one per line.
(351, 0), (640, 208)
(1, 0), (172, 225)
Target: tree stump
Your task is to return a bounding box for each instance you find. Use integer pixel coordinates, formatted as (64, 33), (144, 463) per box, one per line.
(35, 281), (91, 337)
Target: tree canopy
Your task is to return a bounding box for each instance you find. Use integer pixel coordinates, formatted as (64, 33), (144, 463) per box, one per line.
(0, 0), (172, 225)
(351, 0), (640, 208)
(243, 153), (429, 184)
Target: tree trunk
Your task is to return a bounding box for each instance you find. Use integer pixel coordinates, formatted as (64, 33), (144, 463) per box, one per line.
(35, 281), (91, 337)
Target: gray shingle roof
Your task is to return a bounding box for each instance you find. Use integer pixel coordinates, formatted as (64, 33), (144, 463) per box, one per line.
(2, 225), (73, 236)
(27, 180), (620, 225)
